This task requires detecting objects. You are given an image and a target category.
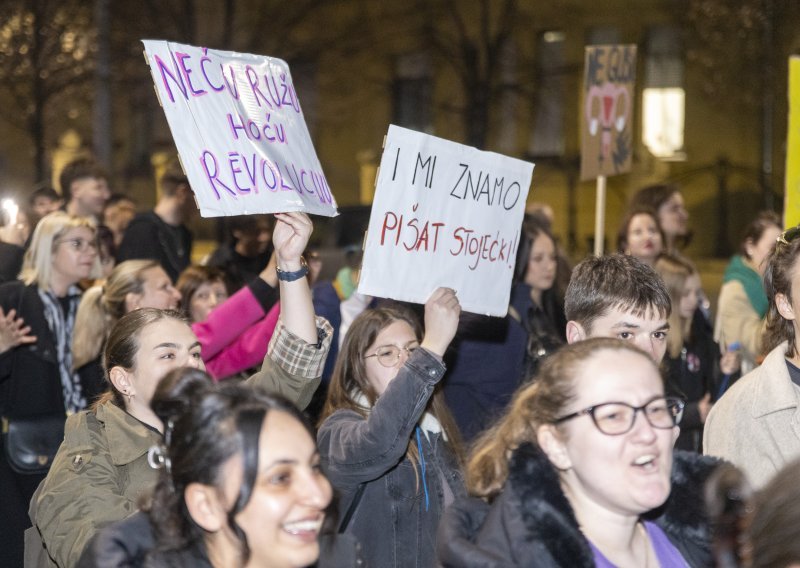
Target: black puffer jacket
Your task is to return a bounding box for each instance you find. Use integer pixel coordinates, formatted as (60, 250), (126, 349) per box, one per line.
(438, 443), (721, 567)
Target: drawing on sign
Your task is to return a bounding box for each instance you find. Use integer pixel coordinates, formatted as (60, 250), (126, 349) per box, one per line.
(580, 44), (637, 181)
(585, 82), (629, 170)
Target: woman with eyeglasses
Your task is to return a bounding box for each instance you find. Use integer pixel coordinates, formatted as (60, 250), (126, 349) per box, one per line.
(0, 211), (101, 567)
(705, 223), (800, 490)
(438, 337), (721, 568)
(317, 289), (465, 567)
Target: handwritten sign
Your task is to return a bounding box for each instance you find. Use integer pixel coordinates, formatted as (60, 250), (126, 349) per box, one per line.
(142, 40), (337, 217)
(581, 44), (637, 181)
(358, 125), (534, 316)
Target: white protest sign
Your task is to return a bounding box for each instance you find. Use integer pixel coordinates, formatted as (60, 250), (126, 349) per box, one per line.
(358, 125), (534, 316)
(142, 40), (337, 217)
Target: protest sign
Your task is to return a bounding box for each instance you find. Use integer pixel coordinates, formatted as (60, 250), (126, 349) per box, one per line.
(786, 56), (800, 228)
(580, 44), (636, 181)
(142, 40), (337, 218)
(358, 125), (534, 316)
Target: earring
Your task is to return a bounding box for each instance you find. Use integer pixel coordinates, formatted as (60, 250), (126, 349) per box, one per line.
(124, 391), (134, 404)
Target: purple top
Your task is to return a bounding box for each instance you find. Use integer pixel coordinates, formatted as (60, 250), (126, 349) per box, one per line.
(589, 521), (689, 567)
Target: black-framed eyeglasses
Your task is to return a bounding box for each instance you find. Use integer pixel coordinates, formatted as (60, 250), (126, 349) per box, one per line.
(56, 237), (98, 253)
(364, 343), (419, 368)
(777, 225), (800, 248)
(553, 396), (685, 436)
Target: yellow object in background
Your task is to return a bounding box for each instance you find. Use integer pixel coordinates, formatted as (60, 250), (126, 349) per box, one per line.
(785, 57), (800, 228)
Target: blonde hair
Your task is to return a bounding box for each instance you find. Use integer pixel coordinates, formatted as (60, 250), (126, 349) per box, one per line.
(467, 338), (652, 500)
(72, 259), (160, 370)
(654, 254), (698, 359)
(20, 211), (100, 288)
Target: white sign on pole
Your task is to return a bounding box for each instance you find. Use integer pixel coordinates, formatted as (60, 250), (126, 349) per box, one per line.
(142, 40), (338, 218)
(359, 125), (534, 316)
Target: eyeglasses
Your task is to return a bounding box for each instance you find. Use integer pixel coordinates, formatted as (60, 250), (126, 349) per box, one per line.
(56, 238), (98, 253)
(777, 225), (800, 248)
(554, 396), (685, 436)
(364, 343), (419, 368)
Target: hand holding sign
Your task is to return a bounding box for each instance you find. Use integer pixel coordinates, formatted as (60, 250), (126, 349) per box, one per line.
(273, 212), (313, 271)
(420, 287), (461, 358)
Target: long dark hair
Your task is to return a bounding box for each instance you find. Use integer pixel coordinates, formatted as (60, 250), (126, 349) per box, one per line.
(319, 306), (464, 479)
(146, 368), (317, 563)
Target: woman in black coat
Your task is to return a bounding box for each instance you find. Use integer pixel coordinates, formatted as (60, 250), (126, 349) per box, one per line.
(438, 338), (722, 567)
(655, 254), (740, 452)
(0, 212), (100, 567)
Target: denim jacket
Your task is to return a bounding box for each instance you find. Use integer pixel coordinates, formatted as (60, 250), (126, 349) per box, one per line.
(317, 348), (465, 567)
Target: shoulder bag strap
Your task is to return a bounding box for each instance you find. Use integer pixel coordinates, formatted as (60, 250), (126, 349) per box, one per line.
(338, 482), (366, 533)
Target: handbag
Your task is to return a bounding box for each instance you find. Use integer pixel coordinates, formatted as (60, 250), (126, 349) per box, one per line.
(2, 414), (65, 475)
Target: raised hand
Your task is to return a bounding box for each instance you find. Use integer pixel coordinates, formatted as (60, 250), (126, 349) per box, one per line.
(420, 287), (461, 357)
(273, 212), (313, 271)
(0, 307), (36, 354)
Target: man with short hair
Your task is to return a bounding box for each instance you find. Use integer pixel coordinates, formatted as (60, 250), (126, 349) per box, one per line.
(117, 162), (196, 282)
(564, 254), (671, 362)
(59, 158), (110, 224)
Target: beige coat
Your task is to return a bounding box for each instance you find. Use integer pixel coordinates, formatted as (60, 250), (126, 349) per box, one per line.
(704, 342), (800, 489)
(714, 279), (767, 374)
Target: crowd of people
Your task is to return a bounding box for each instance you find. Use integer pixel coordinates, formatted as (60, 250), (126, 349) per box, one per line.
(1, 158), (799, 567)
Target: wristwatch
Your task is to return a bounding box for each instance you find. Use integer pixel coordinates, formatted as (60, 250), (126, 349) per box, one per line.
(276, 258), (309, 282)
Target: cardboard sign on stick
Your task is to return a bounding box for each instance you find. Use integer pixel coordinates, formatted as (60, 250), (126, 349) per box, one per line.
(358, 125), (534, 316)
(580, 44), (637, 181)
(142, 40), (338, 217)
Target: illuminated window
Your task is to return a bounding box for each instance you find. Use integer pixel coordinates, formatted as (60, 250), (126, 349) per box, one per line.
(642, 26), (685, 159)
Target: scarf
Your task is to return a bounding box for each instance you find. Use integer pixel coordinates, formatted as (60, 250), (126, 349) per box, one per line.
(38, 286), (86, 413)
(723, 255), (768, 318)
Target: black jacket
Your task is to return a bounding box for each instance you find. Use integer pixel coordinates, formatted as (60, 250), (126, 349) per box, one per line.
(437, 443), (720, 567)
(0, 242), (24, 284)
(117, 212), (192, 282)
(76, 510), (364, 568)
(0, 281), (65, 418)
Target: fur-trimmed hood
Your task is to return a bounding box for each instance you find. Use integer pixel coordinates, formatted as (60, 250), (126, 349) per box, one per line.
(438, 443), (721, 567)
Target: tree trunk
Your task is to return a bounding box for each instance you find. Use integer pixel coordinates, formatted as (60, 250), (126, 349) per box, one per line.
(93, 0), (112, 171)
(31, 0), (47, 183)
